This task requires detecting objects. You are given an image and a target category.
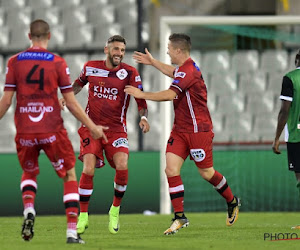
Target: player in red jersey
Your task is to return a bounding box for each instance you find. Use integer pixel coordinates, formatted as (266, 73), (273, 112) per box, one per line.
(0, 20), (108, 244)
(60, 35), (149, 235)
(125, 33), (241, 235)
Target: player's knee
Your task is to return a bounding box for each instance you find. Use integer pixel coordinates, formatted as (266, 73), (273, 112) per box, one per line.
(199, 168), (215, 181)
(165, 167), (178, 177)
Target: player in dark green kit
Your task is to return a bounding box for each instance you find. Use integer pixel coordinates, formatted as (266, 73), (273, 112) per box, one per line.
(273, 49), (300, 229)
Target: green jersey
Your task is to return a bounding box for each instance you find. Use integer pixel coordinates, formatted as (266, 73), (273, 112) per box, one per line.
(280, 68), (300, 142)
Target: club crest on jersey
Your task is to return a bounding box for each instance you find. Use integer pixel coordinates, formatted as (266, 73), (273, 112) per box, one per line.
(112, 138), (129, 148)
(175, 71), (186, 78)
(190, 149), (206, 162)
(20, 102), (54, 123)
(116, 69), (128, 80)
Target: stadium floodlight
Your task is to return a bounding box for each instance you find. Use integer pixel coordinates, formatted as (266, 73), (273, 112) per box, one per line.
(159, 15), (300, 214)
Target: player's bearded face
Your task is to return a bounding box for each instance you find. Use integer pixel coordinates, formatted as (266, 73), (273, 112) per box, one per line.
(108, 51), (123, 67)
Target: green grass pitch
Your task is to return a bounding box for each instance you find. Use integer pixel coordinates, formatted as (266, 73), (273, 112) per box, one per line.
(1, 212), (300, 250)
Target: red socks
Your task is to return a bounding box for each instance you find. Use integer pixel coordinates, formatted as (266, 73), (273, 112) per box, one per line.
(64, 181), (79, 231)
(209, 170), (234, 202)
(78, 173), (94, 212)
(113, 169), (128, 207)
(167, 175), (184, 213)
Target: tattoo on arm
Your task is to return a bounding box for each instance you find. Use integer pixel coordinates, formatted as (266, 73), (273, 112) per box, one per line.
(72, 82), (82, 95)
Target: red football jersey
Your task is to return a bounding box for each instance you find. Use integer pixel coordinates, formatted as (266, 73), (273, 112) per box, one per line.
(169, 58), (213, 133)
(75, 60), (147, 132)
(4, 47), (73, 134)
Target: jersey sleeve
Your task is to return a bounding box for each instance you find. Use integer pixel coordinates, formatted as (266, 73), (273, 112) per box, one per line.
(169, 65), (193, 95)
(4, 57), (16, 91)
(280, 76), (293, 102)
(129, 67), (147, 111)
(57, 57), (73, 93)
(74, 62), (89, 87)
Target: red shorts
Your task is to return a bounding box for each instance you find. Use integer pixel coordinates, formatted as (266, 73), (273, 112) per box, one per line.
(78, 126), (129, 169)
(15, 129), (76, 178)
(166, 130), (214, 168)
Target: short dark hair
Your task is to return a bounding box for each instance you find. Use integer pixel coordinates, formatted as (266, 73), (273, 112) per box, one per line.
(30, 19), (50, 39)
(107, 35), (126, 45)
(169, 33), (191, 52)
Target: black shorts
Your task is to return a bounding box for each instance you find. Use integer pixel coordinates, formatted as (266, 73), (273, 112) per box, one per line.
(287, 142), (300, 173)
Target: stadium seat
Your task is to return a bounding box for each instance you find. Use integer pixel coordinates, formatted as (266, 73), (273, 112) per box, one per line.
(62, 6), (88, 25)
(1, 0), (26, 9)
(27, 0), (53, 7)
(143, 118), (160, 151)
(0, 9), (5, 27)
(260, 50), (288, 73)
(202, 50), (230, 74)
(217, 92), (245, 113)
(246, 92), (275, 114)
(63, 24), (94, 49)
(0, 55), (4, 74)
(89, 53), (106, 61)
(6, 8), (32, 28)
(207, 92), (216, 112)
(252, 113), (278, 141)
(83, 0), (108, 6)
(64, 53), (89, 82)
(0, 26), (9, 50)
(238, 71), (267, 94)
(92, 24), (122, 49)
(115, 2), (137, 25)
(75, 85), (89, 109)
(231, 50), (259, 73)
(210, 71), (238, 95)
(267, 72), (283, 95)
(88, 5), (116, 25)
(53, 0), (81, 7)
(190, 50), (201, 67)
(33, 7), (61, 26)
(211, 111), (224, 134)
(288, 49), (298, 71)
(47, 25), (65, 50)
(7, 26), (31, 51)
(224, 112), (253, 135)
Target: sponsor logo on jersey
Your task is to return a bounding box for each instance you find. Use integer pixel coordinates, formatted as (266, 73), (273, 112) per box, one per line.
(112, 138), (129, 148)
(172, 79), (180, 84)
(66, 67), (70, 75)
(93, 86), (118, 100)
(190, 148), (206, 162)
(138, 84), (143, 90)
(17, 52), (54, 61)
(51, 158), (64, 171)
(135, 75), (141, 82)
(175, 71), (186, 78)
(86, 66), (109, 77)
(116, 69), (128, 80)
(20, 102), (54, 123)
(19, 135), (56, 147)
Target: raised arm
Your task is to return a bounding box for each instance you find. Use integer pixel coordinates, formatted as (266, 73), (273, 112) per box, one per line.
(133, 48), (175, 78)
(62, 91), (108, 141)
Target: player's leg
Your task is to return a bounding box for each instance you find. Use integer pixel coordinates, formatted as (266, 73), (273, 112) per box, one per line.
(108, 151), (129, 234)
(15, 134), (39, 241)
(21, 172), (37, 241)
(63, 168), (84, 244)
(287, 142), (300, 229)
(77, 126), (103, 235)
(191, 131), (240, 226)
(198, 167), (240, 226)
(163, 152), (189, 235)
(77, 154), (97, 234)
(43, 130), (83, 243)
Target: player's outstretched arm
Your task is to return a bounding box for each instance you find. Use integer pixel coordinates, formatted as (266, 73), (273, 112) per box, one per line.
(125, 86), (176, 102)
(0, 91), (14, 119)
(59, 82), (83, 110)
(133, 48), (175, 78)
(62, 91), (108, 142)
(272, 100), (291, 154)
